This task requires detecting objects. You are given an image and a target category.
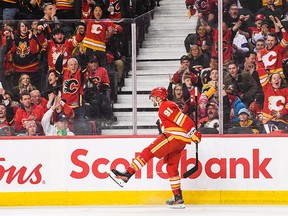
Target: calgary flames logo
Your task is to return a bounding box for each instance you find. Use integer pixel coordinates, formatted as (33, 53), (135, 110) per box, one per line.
(196, 0), (209, 12)
(90, 76), (100, 88)
(268, 95), (285, 112)
(63, 79), (79, 94)
(16, 41), (30, 58)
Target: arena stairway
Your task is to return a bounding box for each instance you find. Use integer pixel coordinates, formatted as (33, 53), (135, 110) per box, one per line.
(101, 0), (198, 135)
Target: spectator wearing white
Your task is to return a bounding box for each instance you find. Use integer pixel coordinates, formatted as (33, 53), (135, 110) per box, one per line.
(232, 30), (250, 64)
(41, 94), (74, 136)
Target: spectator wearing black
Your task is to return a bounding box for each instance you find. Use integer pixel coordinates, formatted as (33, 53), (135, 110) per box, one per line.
(224, 60), (258, 107)
(83, 55), (116, 125)
(224, 2), (250, 39)
(184, 24), (212, 58)
(257, 0), (283, 28)
(188, 44), (210, 90)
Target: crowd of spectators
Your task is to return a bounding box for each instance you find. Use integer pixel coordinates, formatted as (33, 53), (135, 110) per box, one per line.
(0, 0), (160, 136)
(170, 0), (288, 134)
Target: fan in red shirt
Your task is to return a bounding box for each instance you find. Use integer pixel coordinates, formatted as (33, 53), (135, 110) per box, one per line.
(256, 52), (288, 133)
(258, 17), (288, 78)
(37, 25), (85, 71)
(14, 91), (44, 134)
(55, 54), (84, 109)
(199, 14), (246, 65)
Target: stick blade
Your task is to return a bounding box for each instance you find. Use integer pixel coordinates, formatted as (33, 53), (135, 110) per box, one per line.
(183, 164), (198, 178)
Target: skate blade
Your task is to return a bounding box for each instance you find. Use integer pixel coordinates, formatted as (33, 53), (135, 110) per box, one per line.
(166, 204), (185, 209)
(109, 172), (125, 188)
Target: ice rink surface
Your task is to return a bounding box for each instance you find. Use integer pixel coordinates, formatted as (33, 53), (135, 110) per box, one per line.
(1, 205), (288, 216)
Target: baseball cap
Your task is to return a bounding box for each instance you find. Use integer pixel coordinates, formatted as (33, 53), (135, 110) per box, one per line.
(260, 19), (269, 27)
(25, 120), (37, 129)
(52, 28), (64, 35)
(56, 114), (68, 122)
(88, 55), (98, 63)
(238, 108), (250, 116)
(206, 102), (219, 110)
(255, 14), (265, 21)
(180, 55), (190, 63)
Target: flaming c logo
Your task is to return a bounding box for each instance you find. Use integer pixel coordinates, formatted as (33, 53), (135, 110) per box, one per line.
(63, 79), (79, 94)
(196, 0), (209, 12)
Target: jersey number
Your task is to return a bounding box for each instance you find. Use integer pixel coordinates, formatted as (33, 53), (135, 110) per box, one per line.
(164, 107), (173, 117)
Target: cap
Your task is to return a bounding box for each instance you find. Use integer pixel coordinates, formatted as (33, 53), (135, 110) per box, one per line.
(88, 55), (98, 63)
(75, 21), (86, 30)
(260, 19), (269, 27)
(56, 114), (68, 122)
(206, 102), (219, 110)
(180, 55), (190, 63)
(255, 14), (265, 21)
(25, 120), (37, 129)
(238, 108), (250, 116)
(52, 28), (64, 35)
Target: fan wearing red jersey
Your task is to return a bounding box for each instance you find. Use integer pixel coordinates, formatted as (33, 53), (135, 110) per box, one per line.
(256, 52), (288, 132)
(258, 16), (288, 77)
(109, 87), (201, 209)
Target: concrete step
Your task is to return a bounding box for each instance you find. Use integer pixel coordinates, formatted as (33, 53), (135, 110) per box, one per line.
(139, 47), (187, 53)
(136, 60), (179, 67)
(125, 75), (168, 84)
(130, 68), (178, 76)
(142, 42), (184, 48)
(143, 31), (194, 37)
(120, 85), (167, 92)
(113, 94), (155, 109)
(114, 111), (158, 123)
(137, 50), (186, 60)
(114, 111), (158, 117)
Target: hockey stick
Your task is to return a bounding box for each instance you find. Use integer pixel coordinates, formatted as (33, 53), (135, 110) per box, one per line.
(183, 87), (199, 178)
(183, 141), (198, 178)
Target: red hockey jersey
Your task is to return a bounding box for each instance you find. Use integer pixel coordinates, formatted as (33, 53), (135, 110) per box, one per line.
(61, 68), (84, 107)
(82, 20), (122, 52)
(85, 66), (110, 89)
(37, 33), (84, 70)
(259, 32), (288, 76)
(256, 61), (288, 124)
(211, 28), (236, 65)
(159, 100), (196, 143)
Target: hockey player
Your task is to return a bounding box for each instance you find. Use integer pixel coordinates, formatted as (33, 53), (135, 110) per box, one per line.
(109, 87), (202, 209)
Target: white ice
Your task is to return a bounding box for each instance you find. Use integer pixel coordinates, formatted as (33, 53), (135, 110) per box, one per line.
(0, 205), (288, 216)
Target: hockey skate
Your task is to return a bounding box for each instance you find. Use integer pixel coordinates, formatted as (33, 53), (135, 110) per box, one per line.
(166, 191), (185, 209)
(109, 169), (132, 187)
